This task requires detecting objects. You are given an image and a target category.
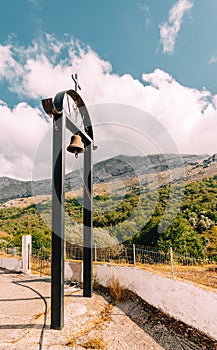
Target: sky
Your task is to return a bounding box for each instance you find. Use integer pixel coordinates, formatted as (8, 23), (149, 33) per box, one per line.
(1, 0), (217, 180)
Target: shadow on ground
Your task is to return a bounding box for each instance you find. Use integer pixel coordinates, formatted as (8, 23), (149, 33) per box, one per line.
(0, 324), (47, 329)
(97, 286), (217, 350)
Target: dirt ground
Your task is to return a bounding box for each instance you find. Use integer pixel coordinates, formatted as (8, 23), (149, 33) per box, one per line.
(139, 263), (217, 292)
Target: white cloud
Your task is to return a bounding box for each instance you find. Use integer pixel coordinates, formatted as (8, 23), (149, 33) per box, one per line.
(0, 34), (217, 180)
(0, 45), (23, 81)
(0, 35), (112, 101)
(209, 55), (217, 64)
(0, 101), (50, 179)
(159, 0), (193, 54)
(27, 0), (38, 5)
(138, 3), (151, 27)
(141, 69), (216, 154)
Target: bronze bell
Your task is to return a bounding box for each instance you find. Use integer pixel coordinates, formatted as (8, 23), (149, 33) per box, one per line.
(67, 134), (85, 156)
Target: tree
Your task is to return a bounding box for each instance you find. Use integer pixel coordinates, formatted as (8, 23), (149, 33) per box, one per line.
(133, 216), (160, 246)
(158, 214), (206, 257)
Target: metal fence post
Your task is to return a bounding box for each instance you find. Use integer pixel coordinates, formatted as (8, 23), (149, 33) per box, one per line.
(94, 243), (97, 262)
(133, 244), (136, 265)
(170, 247), (175, 279)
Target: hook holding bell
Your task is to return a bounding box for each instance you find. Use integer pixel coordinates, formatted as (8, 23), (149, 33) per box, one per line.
(67, 134), (85, 157)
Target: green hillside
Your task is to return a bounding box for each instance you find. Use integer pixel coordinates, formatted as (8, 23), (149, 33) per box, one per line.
(1, 175), (217, 260)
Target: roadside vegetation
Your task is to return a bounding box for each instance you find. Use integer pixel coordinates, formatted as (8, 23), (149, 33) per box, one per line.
(0, 175), (217, 261)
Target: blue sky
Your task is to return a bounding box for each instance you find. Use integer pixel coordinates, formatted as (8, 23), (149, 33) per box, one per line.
(1, 0), (217, 94)
(0, 0), (217, 179)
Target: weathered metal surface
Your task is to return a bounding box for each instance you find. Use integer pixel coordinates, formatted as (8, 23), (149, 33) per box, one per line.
(42, 87), (94, 330)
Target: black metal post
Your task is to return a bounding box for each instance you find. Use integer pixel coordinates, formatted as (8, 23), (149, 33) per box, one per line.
(51, 113), (65, 329)
(42, 87), (94, 327)
(83, 142), (93, 297)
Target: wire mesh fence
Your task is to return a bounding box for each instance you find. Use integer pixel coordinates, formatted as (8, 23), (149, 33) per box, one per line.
(0, 246), (22, 257)
(66, 242), (216, 265)
(31, 247), (51, 276)
(0, 243), (217, 290)
(65, 243), (217, 290)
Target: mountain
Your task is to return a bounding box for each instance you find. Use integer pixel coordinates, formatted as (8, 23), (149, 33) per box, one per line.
(0, 177), (31, 202)
(0, 153), (216, 204)
(93, 153), (208, 182)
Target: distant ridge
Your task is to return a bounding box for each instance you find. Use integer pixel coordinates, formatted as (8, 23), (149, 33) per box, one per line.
(0, 153), (215, 203)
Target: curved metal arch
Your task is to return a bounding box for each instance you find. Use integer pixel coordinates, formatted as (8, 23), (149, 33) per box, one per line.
(53, 89), (94, 142)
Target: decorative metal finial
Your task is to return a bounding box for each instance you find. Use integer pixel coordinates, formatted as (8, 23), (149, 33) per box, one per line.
(71, 73), (81, 92)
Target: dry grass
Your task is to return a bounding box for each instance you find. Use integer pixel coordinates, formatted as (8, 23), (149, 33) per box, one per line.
(80, 337), (106, 349)
(99, 303), (113, 322)
(95, 261), (217, 292)
(0, 252), (22, 259)
(67, 335), (106, 350)
(0, 195), (51, 209)
(66, 303), (112, 348)
(0, 231), (11, 238)
(139, 263), (217, 291)
(106, 276), (134, 304)
(174, 264), (217, 290)
(33, 312), (44, 320)
(31, 258), (51, 276)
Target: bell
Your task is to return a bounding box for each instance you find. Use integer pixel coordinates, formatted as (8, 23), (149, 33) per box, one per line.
(67, 134), (85, 156)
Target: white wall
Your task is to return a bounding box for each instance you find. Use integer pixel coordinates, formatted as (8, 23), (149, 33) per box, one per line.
(0, 257), (22, 272)
(0, 256), (83, 281)
(94, 264), (217, 340)
(65, 261), (83, 282)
